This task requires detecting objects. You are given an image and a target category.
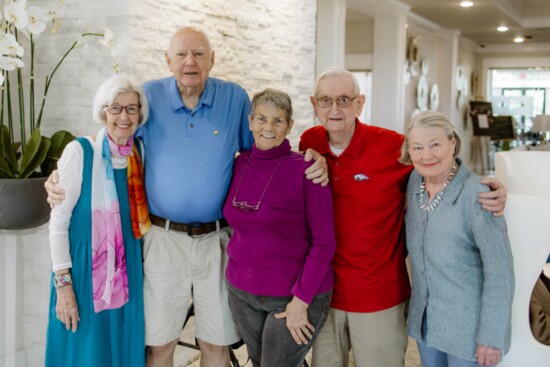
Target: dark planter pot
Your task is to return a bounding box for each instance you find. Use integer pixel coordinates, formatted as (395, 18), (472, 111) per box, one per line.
(0, 177), (50, 230)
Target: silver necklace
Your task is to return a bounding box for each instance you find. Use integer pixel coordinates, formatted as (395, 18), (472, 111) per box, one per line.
(419, 163), (458, 211)
(232, 156), (284, 211)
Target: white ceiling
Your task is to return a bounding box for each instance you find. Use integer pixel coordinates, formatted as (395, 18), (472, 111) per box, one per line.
(348, 0), (550, 47)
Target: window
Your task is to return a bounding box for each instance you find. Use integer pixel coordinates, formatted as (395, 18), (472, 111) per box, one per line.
(489, 68), (550, 134)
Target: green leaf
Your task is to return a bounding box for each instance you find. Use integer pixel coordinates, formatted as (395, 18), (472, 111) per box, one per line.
(19, 128), (43, 175)
(20, 136), (51, 178)
(1, 125), (19, 174)
(47, 130), (75, 158)
(0, 157), (15, 178)
(41, 130), (75, 176)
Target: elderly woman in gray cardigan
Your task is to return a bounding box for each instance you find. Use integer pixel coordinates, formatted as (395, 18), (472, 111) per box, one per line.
(400, 111), (514, 367)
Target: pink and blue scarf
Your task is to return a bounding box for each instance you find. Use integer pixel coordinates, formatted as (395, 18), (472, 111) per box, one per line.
(90, 127), (151, 312)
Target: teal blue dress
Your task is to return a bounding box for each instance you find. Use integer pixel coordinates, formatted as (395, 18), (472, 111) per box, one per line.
(45, 138), (145, 367)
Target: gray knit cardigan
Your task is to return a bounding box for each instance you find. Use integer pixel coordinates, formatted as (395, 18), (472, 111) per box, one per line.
(405, 162), (515, 361)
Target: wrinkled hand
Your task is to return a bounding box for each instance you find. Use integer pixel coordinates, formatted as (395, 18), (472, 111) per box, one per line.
(304, 148), (329, 186)
(476, 344), (501, 366)
(56, 285), (80, 332)
(45, 170), (66, 208)
(274, 297), (314, 345)
(479, 177), (507, 216)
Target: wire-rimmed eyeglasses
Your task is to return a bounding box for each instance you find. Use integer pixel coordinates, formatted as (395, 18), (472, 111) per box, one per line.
(316, 96), (356, 108)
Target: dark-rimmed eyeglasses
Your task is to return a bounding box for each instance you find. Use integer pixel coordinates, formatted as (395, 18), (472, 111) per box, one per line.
(105, 104), (141, 115)
(316, 96), (356, 108)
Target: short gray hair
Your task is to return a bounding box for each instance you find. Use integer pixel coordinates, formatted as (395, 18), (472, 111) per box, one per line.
(92, 74), (149, 125)
(399, 111), (462, 165)
(314, 66), (360, 97)
(250, 88), (293, 122)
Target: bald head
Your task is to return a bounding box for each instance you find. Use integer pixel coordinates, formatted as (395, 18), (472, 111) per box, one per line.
(165, 26), (215, 98)
(168, 26), (212, 56)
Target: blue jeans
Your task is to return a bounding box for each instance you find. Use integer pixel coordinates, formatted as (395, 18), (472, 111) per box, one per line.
(417, 341), (494, 367)
(418, 315), (494, 367)
(228, 284), (331, 367)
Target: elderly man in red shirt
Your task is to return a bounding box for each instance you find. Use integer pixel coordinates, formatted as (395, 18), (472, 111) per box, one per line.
(299, 66), (506, 367)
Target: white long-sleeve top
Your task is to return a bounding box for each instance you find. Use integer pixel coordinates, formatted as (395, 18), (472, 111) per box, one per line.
(48, 137), (128, 271)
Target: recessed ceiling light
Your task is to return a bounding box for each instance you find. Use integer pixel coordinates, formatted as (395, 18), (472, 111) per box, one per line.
(460, 1), (474, 7)
(514, 36), (524, 43)
(497, 26), (508, 32)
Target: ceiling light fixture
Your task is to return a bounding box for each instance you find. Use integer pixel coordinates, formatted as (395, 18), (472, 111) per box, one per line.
(497, 26), (508, 32)
(514, 36), (524, 43)
(460, 1), (474, 7)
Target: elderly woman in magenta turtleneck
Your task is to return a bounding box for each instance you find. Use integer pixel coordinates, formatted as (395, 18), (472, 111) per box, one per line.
(223, 88), (336, 367)
(401, 111), (514, 367)
(45, 75), (150, 367)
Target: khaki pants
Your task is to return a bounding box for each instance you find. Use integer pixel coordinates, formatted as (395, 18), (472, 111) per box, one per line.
(311, 303), (408, 367)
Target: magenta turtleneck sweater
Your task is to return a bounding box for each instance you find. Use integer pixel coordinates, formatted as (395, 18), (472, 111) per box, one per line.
(223, 140), (336, 304)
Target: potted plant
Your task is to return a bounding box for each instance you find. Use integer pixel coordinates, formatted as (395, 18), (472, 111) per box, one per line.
(0, 0), (116, 229)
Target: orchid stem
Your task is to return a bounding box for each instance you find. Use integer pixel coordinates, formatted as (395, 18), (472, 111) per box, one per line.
(30, 34), (35, 132)
(6, 74), (13, 143)
(36, 33), (103, 129)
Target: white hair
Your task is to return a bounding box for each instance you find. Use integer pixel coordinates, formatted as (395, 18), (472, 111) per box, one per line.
(314, 66), (360, 97)
(92, 74), (149, 125)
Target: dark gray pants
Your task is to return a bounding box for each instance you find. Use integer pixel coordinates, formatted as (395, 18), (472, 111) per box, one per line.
(228, 285), (331, 367)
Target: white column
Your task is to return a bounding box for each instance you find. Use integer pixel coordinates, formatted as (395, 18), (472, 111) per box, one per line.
(371, 14), (407, 132)
(438, 30), (460, 122)
(315, 0), (346, 75)
(0, 233), (25, 367)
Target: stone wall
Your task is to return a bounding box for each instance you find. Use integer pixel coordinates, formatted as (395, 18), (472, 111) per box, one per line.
(37, 0), (317, 145)
(0, 1), (317, 366)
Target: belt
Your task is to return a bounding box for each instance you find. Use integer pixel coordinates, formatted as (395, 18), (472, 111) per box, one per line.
(150, 214), (229, 236)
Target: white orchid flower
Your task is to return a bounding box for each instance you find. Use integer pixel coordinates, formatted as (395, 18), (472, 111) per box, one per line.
(4, 0), (28, 30)
(26, 6), (47, 36)
(0, 33), (24, 57)
(98, 27), (115, 48)
(0, 55), (24, 71)
(43, 0), (66, 21)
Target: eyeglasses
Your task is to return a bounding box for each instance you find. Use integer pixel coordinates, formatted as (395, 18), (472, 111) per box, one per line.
(316, 96), (356, 108)
(105, 104), (141, 115)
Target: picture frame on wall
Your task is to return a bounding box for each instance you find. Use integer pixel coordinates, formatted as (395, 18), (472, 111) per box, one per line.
(469, 101), (494, 136)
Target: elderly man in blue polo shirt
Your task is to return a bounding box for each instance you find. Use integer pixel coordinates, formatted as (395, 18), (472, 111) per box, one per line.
(138, 26), (252, 367)
(46, 26), (327, 367)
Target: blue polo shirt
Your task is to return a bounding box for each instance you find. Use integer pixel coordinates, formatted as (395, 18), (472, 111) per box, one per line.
(138, 76), (253, 223)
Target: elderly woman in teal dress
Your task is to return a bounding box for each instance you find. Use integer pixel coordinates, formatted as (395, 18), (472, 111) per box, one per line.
(45, 74), (150, 367)
(401, 111), (514, 367)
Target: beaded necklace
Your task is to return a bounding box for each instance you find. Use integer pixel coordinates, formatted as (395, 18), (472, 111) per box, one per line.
(419, 163), (458, 211)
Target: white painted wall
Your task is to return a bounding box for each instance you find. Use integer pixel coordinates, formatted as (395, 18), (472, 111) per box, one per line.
(346, 19), (374, 54)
